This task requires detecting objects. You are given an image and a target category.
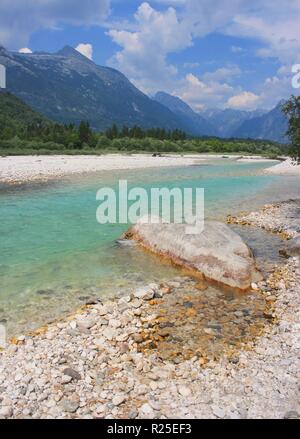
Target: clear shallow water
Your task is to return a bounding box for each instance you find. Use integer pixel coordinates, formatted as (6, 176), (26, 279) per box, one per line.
(1, 159), (299, 336)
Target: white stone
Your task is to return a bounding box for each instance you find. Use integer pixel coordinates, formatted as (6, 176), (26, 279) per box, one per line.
(0, 406), (13, 417)
(112, 395), (126, 406)
(134, 286), (155, 301)
(178, 385), (192, 397)
(139, 403), (155, 417)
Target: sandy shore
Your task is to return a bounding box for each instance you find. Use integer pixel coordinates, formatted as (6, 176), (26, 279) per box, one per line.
(266, 158), (300, 175)
(0, 154), (205, 184)
(0, 200), (299, 419)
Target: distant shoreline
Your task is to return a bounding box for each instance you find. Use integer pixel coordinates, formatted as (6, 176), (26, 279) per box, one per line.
(0, 153), (281, 185)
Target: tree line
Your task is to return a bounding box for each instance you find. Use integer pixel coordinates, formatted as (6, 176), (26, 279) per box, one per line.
(0, 91), (295, 157)
(105, 124), (187, 141)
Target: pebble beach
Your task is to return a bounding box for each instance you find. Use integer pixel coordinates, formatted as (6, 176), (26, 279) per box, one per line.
(0, 154), (297, 185)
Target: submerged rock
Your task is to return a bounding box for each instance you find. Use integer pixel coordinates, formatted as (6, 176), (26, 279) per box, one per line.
(123, 217), (261, 291)
(36, 289), (54, 296)
(280, 236), (300, 257)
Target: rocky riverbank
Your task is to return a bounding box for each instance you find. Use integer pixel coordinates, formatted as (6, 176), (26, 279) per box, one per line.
(266, 158), (300, 176)
(227, 199), (300, 240)
(0, 257), (299, 419)
(0, 201), (299, 419)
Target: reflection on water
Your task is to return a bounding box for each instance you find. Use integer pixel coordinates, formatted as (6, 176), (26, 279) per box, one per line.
(0, 159), (299, 336)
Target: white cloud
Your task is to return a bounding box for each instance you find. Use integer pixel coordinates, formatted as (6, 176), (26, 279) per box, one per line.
(177, 73), (236, 110)
(227, 91), (260, 110)
(226, 4), (300, 63)
(2, 0), (298, 111)
(18, 47), (32, 54)
(107, 2), (193, 93)
(75, 43), (93, 60)
(106, 0), (300, 110)
(0, 0), (111, 48)
(203, 65), (241, 82)
(256, 71), (297, 109)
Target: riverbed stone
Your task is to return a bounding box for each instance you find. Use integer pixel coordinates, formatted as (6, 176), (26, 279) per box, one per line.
(177, 385), (192, 397)
(63, 368), (81, 381)
(60, 398), (79, 413)
(123, 218), (261, 290)
(281, 237), (300, 257)
(112, 395), (126, 406)
(0, 406), (13, 418)
(134, 286), (155, 301)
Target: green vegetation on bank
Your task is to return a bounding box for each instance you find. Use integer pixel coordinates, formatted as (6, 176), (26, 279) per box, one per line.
(0, 91), (287, 156)
(282, 96), (300, 162)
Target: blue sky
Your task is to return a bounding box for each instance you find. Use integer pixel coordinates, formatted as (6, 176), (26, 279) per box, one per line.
(1, 0), (299, 110)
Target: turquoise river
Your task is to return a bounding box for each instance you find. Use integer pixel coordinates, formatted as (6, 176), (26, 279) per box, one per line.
(1, 158), (300, 336)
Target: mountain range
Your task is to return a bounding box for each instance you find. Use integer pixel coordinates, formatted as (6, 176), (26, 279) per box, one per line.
(0, 45), (289, 143)
(199, 108), (267, 138)
(155, 92), (288, 142)
(154, 91), (215, 137)
(0, 45), (183, 132)
(232, 102), (288, 143)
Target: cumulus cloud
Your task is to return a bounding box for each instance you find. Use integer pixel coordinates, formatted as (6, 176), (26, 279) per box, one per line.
(18, 48), (33, 54)
(177, 73), (236, 110)
(75, 43), (93, 60)
(256, 68), (298, 109)
(106, 0), (300, 109)
(2, 0), (298, 110)
(227, 91), (260, 110)
(0, 0), (111, 48)
(228, 13), (300, 64)
(107, 2), (193, 93)
(202, 66), (241, 82)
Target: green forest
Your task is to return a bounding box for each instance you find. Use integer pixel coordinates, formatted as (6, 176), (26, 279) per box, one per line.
(0, 91), (287, 156)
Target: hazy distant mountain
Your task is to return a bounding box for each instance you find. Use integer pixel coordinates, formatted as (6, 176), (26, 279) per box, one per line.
(233, 102), (288, 143)
(200, 108), (267, 138)
(0, 45), (184, 131)
(154, 91), (215, 136)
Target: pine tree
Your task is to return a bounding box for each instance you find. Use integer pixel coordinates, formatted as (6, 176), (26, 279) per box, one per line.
(79, 121), (91, 145)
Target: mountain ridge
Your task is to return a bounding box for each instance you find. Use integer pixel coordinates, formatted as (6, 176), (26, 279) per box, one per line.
(233, 102), (288, 143)
(0, 46), (186, 132)
(0, 45), (290, 142)
(199, 108), (268, 138)
(154, 91), (215, 136)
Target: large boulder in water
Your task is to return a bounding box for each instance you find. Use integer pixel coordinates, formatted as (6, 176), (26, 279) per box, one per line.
(123, 218), (261, 291)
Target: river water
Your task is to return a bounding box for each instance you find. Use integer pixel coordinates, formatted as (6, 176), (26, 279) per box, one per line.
(1, 159), (299, 336)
